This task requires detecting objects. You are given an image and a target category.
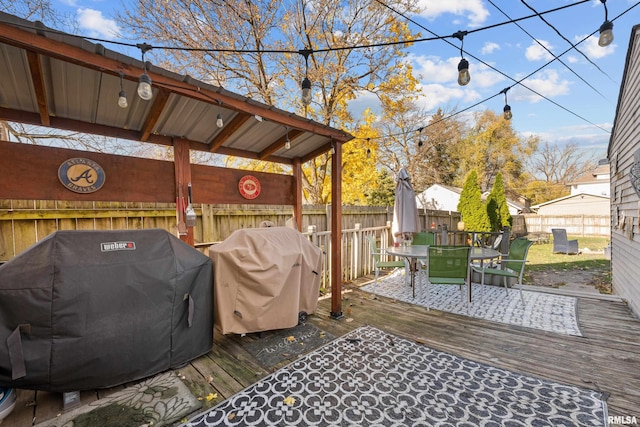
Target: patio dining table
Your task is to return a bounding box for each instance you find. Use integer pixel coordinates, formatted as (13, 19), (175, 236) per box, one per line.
(385, 245), (501, 301)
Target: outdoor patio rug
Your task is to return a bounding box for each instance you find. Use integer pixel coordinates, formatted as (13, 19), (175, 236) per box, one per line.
(36, 371), (201, 427)
(180, 325), (607, 426)
(361, 270), (582, 336)
(240, 323), (335, 368)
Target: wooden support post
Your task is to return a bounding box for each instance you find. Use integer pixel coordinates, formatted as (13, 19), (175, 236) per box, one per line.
(293, 158), (303, 231)
(330, 143), (343, 319)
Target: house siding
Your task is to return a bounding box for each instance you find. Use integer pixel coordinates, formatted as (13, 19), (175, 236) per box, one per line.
(609, 24), (640, 318)
(534, 194), (610, 216)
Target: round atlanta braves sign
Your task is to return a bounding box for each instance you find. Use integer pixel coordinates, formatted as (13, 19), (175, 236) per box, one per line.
(58, 158), (106, 193)
(238, 175), (261, 199)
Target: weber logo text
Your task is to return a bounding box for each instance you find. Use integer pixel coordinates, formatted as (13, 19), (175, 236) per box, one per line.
(100, 241), (136, 252)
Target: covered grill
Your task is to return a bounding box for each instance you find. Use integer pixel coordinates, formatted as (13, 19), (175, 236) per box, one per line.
(209, 227), (322, 335)
(0, 229), (213, 392)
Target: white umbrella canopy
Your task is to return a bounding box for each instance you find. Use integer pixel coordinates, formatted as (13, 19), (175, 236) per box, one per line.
(391, 167), (421, 243)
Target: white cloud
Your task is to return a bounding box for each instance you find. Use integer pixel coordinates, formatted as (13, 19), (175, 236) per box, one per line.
(416, 83), (481, 112)
(481, 42), (500, 55)
(409, 53), (505, 91)
(578, 34), (616, 59)
(416, 0), (489, 27)
(525, 40), (554, 62)
(409, 54), (457, 84)
(76, 9), (120, 40)
(512, 69), (571, 103)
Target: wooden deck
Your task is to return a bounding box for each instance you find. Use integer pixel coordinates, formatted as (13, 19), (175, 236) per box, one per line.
(5, 277), (640, 425)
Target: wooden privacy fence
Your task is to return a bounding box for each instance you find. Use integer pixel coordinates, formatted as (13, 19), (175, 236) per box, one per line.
(0, 200), (460, 261)
(519, 214), (611, 237)
(0, 200), (609, 286)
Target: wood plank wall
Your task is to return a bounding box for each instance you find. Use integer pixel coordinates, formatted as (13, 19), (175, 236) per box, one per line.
(609, 26), (640, 316)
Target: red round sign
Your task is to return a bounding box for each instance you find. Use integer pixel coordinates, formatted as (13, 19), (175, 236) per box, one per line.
(238, 175), (261, 199)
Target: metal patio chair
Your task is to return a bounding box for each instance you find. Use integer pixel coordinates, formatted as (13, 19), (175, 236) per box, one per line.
(552, 228), (579, 255)
(365, 235), (406, 286)
(420, 245), (471, 310)
(472, 237), (533, 305)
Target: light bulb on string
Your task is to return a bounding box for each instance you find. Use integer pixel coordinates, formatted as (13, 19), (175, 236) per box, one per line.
(136, 43), (153, 101)
(285, 127), (291, 150)
(299, 49), (312, 107)
(503, 104), (512, 120)
(453, 31), (470, 86)
(598, 0), (614, 47)
(501, 87), (512, 120)
(457, 59), (470, 86)
(216, 101), (224, 128)
(117, 72), (128, 109)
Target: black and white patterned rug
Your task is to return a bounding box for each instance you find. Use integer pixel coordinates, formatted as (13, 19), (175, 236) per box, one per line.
(181, 326), (607, 426)
(361, 270), (582, 336)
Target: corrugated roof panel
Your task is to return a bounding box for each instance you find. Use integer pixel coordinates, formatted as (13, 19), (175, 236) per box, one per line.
(0, 44), (38, 112)
(47, 58), (101, 121)
(155, 95), (216, 142)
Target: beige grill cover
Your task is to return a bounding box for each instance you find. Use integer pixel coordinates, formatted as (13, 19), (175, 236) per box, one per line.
(209, 227), (322, 334)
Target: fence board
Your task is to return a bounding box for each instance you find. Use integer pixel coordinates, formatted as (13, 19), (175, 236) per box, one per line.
(0, 201), (609, 269)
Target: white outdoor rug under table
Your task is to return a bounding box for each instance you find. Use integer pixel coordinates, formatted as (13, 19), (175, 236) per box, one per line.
(181, 325), (607, 426)
(361, 270), (582, 337)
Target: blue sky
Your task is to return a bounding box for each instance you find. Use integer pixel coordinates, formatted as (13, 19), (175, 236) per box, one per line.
(50, 0), (639, 160)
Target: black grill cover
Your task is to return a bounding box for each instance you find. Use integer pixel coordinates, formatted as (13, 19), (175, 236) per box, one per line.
(0, 229), (213, 392)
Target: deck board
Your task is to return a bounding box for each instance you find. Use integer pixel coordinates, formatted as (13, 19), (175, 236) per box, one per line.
(5, 278), (640, 425)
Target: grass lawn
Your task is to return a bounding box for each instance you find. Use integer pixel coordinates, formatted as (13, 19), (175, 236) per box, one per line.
(524, 235), (611, 293)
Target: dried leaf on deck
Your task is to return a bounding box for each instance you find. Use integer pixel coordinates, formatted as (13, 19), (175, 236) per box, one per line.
(286, 336), (296, 342)
(283, 396), (296, 406)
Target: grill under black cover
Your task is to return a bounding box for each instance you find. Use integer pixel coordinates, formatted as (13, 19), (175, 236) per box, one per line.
(0, 229), (213, 392)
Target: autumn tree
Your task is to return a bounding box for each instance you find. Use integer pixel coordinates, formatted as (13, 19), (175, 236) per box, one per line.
(458, 170), (490, 232)
(117, 0), (422, 204)
(341, 109), (382, 205)
(522, 141), (597, 204)
(413, 108), (465, 191)
(456, 110), (537, 195)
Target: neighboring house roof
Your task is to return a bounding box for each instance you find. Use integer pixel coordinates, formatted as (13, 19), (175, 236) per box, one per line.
(569, 162), (610, 186)
(531, 192), (610, 210)
(415, 184), (529, 214)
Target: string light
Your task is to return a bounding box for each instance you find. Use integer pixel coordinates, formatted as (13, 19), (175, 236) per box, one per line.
(21, 0), (626, 143)
(598, 0), (614, 47)
(330, 140), (335, 155)
(500, 87), (512, 120)
(136, 43), (153, 101)
(299, 49), (312, 107)
(417, 127), (424, 147)
(216, 100), (224, 128)
(285, 127), (291, 149)
(453, 31), (470, 86)
(117, 72), (128, 108)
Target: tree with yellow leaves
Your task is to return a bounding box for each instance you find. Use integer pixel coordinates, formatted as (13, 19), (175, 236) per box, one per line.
(116, 0), (422, 204)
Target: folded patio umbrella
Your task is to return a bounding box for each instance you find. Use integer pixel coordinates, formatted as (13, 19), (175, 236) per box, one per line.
(391, 167), (421, 241)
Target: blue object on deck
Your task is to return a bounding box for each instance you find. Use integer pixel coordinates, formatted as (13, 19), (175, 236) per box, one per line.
(0, 387), (16, 421)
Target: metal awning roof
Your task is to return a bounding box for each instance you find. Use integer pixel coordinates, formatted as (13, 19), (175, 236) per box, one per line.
(0, 11), (353, 164)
